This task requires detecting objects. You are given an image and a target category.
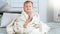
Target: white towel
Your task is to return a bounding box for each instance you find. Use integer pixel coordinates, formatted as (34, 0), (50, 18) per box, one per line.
(6, 11), (50, 34)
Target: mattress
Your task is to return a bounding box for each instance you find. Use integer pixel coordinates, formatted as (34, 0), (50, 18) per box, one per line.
(0, 16), (60, 34)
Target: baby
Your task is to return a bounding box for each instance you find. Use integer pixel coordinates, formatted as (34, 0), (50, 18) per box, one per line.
(6, 1), (50, 34)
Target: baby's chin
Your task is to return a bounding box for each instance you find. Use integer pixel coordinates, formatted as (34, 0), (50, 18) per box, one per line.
(26, 10), (31, 12)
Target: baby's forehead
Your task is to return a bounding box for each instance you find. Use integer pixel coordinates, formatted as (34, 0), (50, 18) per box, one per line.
(24, 2), (32, 5)
(24, 2), (33, 6)
(24, 3), (33, 6)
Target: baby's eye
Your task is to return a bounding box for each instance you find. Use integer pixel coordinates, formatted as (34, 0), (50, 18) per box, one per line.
(26, 6), (28, 7)
(25, 6), (31, 7)
(29, 6), (31, 7)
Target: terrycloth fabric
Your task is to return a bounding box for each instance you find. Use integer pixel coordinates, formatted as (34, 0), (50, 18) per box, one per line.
(6, 11), (50, 34)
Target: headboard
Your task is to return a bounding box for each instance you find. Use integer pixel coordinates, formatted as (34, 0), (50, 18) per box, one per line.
(0, 11), (22, 15)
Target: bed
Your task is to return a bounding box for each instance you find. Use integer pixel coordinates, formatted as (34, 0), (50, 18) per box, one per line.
(0, 11), (60, 34)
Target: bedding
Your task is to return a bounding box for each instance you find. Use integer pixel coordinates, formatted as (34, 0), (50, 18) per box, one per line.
(0, 15), (60, 34)
(0, 13), (21, 27)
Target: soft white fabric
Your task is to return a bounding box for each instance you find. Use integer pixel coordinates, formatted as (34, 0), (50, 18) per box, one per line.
(0, 13), (20, 27)
(6, 11), (50, 34)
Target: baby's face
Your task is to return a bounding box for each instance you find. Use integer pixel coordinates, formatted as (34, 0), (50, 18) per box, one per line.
(24, 2), (33, 13)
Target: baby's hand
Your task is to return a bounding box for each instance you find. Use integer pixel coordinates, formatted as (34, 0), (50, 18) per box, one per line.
(23, 23), (28, 28)
(23, 14), (34, 28)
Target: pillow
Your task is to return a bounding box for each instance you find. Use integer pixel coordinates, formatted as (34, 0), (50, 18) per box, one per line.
(0, 13), (21, 27)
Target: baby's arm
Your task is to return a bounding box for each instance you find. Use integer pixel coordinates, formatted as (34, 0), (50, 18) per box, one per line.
(23, 16), (33, 28)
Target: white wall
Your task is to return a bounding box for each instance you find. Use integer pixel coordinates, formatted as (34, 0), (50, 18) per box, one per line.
(53, 7), (58, 22)
(47, 0), (54, 22)
(39, 0), (58, 22)
(39, 0), (48, 22)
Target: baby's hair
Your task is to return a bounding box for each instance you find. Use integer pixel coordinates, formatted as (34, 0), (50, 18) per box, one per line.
(24, 1), (33, 6)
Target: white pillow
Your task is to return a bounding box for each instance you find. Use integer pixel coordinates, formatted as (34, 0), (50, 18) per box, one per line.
(0, 13), (21, 27)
